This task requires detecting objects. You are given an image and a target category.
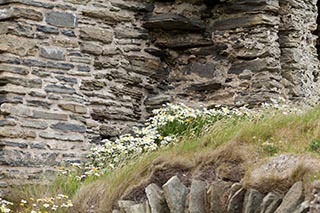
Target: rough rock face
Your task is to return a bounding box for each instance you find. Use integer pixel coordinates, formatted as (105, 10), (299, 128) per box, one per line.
(142, 0), (320, 107)
(0, 0), (320, 195)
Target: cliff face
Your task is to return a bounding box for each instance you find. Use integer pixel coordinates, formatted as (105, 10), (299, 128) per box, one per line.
(0, 0), (319, 194)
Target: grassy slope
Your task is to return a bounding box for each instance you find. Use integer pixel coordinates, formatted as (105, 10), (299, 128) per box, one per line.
(9, 106), (320, 212)
(71, 106), (320, 212)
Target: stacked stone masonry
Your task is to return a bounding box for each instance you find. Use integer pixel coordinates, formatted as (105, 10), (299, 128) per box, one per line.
(113, 177), (320, 213)
(0, 0), (320, 194)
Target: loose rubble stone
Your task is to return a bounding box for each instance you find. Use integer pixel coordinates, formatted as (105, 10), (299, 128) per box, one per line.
(163, 176), (188, 213)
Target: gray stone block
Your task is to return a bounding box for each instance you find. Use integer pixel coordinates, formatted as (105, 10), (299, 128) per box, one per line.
(163, 176), (188, 213)
(274, 182), (304, 213)
(145, 183), (169, 213)
(243, 189), (264, 213)
(189, 180), (207, 213)
(260, 192), (282, 213)
(45, 12), (77, 27)
(51, 122), (86, 133)
(40, 46), (65, 60)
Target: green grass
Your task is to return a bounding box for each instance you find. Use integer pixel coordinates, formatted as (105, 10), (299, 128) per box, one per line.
(9, 106), (320, 212)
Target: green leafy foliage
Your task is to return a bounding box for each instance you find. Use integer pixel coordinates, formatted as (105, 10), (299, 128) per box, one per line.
(86, 103), (251, 176)
(309, 139), (320, 153)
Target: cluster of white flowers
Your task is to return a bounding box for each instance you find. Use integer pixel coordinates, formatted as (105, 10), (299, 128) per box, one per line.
(87, 103), (251, 174)
(261, 97), (303, 115)
(0, 198), (12, 213)
(19, 194), (73, 212)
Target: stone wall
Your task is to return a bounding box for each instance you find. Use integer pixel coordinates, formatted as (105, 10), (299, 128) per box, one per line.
(143, 0), (320, 107)
(0, 0), (158, 194)
(112, 176), (319, 213)
(0, 0), (320, 195)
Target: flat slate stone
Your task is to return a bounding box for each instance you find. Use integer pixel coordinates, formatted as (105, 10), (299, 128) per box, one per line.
(32, 110), (68, 121)
(163, 176), (188, 213)
(0, 0), (54, 9)
(82, 9), (131, 24)
(118, 200), (136, 213)
(260, 192), (282, 213)
(145, 183), (169, 213)
(274, 181), (304, 213)
(187, 80), (223, 92)
(207, 181), (233, 213)
(243, 189), (264, 213)
(39, 131), (83, 142)
(210, 14), (278, 31)
(36, 25), (59, 34)
(130, 202), (149, 213)
(142, 14), (205, 31)
(294, 201), (310, 213)
(58, 103), (87, 114)
(40, 46), (65, 60)
(80, 27), (113, 44)
(45, 12), (77, 27)
(44, 85), (76, 94)
(189, 180), (207, 213)
(0, 64), (29, 75)
(51, 122), (86, 133)
(227, 188), (246, 213)
(21, 119), (48, 129)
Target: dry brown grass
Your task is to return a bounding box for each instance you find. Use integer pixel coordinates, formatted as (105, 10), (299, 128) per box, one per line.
(71, 106), (320, 212)
(73, 140), (261, 212)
